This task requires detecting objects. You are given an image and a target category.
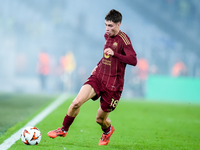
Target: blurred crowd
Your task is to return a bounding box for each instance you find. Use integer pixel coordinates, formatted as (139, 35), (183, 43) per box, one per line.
(0, 0), (199, 97)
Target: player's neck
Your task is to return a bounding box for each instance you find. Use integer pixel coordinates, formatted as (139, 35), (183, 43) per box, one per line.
(111, 30), (120, 37)
(114, 30), (120, 36)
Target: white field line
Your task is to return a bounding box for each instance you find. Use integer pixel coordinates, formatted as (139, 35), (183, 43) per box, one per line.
(0, 93), (69, 150)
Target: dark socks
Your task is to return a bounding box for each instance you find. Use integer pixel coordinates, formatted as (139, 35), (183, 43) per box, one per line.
(101, 125), (111, 134)
(62, 115), (75, 132)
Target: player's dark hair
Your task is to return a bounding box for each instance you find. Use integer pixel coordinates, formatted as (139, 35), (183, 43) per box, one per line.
(105, 9), (122, 23)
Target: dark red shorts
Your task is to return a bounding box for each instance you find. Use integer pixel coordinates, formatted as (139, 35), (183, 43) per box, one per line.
(84, 75), (122, 112)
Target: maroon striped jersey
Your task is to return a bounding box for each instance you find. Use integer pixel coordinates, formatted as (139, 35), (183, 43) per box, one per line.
(93, 31), (137, 92)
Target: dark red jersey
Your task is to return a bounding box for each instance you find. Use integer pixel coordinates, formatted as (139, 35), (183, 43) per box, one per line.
(93, 31), (137, 92)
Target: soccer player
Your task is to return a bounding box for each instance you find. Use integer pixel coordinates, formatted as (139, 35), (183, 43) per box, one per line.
(48, 9), (137, 146)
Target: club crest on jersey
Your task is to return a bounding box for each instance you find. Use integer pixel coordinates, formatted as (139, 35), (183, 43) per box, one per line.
(112, 42), (118, 49)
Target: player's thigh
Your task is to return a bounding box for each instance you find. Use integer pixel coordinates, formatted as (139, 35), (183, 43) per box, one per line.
(74, 84), (96, 105)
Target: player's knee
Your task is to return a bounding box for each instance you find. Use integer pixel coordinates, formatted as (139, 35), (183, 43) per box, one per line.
(71, 99), (81, 109)
(96, 117), (103, 125)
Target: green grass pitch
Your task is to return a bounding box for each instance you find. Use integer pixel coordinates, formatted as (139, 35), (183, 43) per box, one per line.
(0, 93), (56, 137)
(1, 95), (200, 150)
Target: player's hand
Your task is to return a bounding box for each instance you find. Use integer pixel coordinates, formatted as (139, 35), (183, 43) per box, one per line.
(104, 48), (114, 56)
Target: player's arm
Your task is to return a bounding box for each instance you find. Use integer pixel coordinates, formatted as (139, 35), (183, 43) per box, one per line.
(113, 45), (137, 66)
(104, 45), (137, 66)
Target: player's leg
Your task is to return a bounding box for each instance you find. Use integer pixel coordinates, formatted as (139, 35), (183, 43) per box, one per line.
(96, 107), (115, 145)
(48, 84), (96, 138)
(67, 84), (96, 117)
(96, 107), (111, 129)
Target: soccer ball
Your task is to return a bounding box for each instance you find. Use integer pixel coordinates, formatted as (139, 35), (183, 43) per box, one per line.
(20, 126), (41, 145)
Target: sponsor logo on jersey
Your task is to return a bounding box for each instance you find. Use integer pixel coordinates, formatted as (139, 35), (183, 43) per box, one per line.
(102, 59), (111, 65)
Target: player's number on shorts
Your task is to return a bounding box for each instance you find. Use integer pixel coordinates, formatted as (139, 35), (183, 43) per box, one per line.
(110, 98), (119, 108)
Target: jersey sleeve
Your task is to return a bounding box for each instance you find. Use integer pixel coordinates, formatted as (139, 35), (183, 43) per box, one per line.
(113, 33), (137, 66)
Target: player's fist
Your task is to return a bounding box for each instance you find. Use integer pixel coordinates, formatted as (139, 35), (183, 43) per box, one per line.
(104, 48), (114, 56)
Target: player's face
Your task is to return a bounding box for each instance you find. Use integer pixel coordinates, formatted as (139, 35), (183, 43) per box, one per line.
(105, 20), (120, 37)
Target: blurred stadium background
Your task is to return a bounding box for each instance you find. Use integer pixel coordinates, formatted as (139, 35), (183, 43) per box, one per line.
(0, 0), (200, 102)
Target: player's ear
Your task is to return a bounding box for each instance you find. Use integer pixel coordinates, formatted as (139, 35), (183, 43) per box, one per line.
(117, 22), (121, 28)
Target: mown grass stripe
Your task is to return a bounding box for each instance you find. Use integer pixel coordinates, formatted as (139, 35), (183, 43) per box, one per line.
(0, 93), (69, 150)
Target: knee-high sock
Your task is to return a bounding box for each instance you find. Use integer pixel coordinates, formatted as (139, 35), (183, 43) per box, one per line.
(101, 125), (111, 134)
(62, 115), (75, 132)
